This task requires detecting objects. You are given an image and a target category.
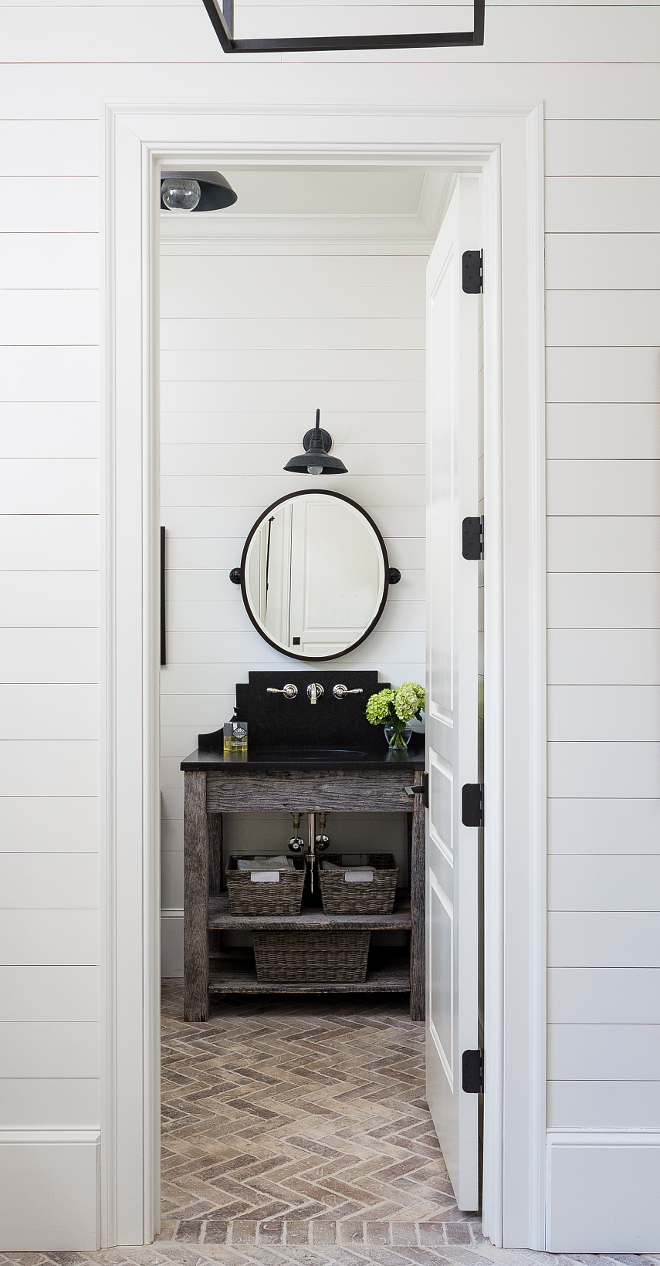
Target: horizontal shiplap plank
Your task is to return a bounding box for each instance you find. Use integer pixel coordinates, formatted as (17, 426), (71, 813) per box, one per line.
(548, 460), (660, 515)
(549, 912), (660, 967)
(550, 856), (660, 914)
(0, 292), (99, 346)
(545, 177), (660, 233)
(0, 235), (98, 290)
(0, 854), (98, 909)
(0, 460), (98, 514)
(0, 966), (98, 1021)
(547, 1080), (660, 1130)
(160, 693), (233, 729)
(164, 627), (425, 667)
(160, 317), (425, 352)
(0, 572), (98, 627)
(549, 799), (660, 856)
(160, 412), (425, 447)
(0, 1079), (99, 1129)
(163, 253), (426, 290)
(162, 379), (425, 414)
(545, 234), (660, 292)
(162, 285), (423, 322)
(0, 122), (99, 177)
(162, 474), (424, 509)
(546, 351), (660, 405)
(0, 797), (98, 853)
(546, 294), (660, 349)
(0, 405), (98, 459)
(0, 516), (98, 571)
(548, 1025), (660, 1083)
(0, 629), (98, 684)
(0, 742), (99, 797)
(162, 348), (424, 383)
(0, 350), (98, 404)
(549, 743), (660, 799)
(546, 406), (660, 461)
(547, 518), (660, 573)
(161, 851), (183, 909)
(548, 574), (660, 630)
(548, 629), (660, 684)
(545, 122), (660, 179)
(0, 910), (98, 966)
(0, 685), (98, 739)
(549, 686), (660, 742)
(160, 442), (425, 479)
(0, 178), (98, 233)
(161, 819), (182, 850)
(0, 1023), (98, 1079)
(548, 968), (660, 1025)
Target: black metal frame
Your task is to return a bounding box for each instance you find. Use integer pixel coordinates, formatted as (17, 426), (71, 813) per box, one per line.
(202, 0), (483, 54)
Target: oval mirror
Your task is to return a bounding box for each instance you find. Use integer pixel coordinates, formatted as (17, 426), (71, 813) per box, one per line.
(238, 490), (393, 661)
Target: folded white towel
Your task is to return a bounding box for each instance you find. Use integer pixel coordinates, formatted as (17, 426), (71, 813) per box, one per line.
(235, 855), (292, 872)
(321, 860), (374, 875)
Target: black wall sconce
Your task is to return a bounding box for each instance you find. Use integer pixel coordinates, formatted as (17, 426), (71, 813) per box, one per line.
(284, 410), (348, 476)
(201, 0), (483, 53)
(160, 170), (238, 212)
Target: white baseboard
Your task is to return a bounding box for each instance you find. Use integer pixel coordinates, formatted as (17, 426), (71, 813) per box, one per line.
(0, 1130), (100, 1250)
(161, 908), (183, 978)
(547, 1129), (660, 1252)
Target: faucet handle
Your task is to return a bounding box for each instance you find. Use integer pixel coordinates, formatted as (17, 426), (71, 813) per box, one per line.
(307, 683), (324, 704)
(332, 684), (364, 700)
(267, 683), (298, 699)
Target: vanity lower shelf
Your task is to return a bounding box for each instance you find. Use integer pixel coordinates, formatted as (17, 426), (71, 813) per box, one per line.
(207, 888), (412, 932)
(208, 948), (410, 994)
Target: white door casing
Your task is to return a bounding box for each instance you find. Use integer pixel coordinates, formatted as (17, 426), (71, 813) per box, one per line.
(426, 176), (481, 1212)
(104, 103), (545, 1250)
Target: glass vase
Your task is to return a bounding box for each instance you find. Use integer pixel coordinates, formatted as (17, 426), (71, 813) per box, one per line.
(384, 722), (412, 750)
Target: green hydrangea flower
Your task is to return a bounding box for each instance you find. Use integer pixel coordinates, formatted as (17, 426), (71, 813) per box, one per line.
(393, 682), (426, 722)
(365, 688), (395, 725)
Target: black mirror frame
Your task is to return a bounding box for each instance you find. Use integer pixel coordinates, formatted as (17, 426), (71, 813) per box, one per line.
(233, 488), (393, 662)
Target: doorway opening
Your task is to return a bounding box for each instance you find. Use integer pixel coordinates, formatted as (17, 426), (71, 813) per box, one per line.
(157, 164), (483, 1247)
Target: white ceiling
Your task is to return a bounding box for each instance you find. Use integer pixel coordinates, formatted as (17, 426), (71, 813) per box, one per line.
(160, 167), (453, 244)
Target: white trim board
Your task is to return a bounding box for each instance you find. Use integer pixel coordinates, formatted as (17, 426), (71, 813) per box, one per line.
(0, 1130), (100, 1251)
(547, 1131), (660, 1252)
(104, 102), (546, 1250)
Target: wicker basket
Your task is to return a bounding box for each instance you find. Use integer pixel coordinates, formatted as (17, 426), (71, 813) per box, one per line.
(317, 852), (398, 915)
(225, 855), (305, 916)
(252, 931), (370, 983)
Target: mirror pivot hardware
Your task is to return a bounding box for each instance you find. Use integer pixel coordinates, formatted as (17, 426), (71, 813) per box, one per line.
(405, 772), (429, 809)
(388, 567), (402, 585)
(462, 516), (484, 561)
(229, 567), (242, 584)
(462, 250), (483, 294)
(266, 683), (298, 699)
(462, 783), (483, 827)
(462, 1048), (484, 1093)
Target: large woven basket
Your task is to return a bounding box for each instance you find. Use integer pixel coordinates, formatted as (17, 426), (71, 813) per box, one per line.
(252, 930), (370, 983)
(317, 852), (398, 915)
(226, 856), (305, 916)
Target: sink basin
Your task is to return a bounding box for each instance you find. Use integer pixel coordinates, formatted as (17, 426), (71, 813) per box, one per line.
(252, 747), (368, 760)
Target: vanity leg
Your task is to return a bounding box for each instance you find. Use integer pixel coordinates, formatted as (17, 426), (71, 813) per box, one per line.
(184, 771), (209, 1022)
(208, 812), (223, 898)
(410, 769), (426, 1022)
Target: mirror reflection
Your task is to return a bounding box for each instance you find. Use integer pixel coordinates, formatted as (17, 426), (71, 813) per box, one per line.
(243, 491), (387, 659)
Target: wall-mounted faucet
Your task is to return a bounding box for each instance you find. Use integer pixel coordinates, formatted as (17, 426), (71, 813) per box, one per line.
(332, 684), (364, 701)
(307, 683), (324, 705)
(266, 683), (298, 699)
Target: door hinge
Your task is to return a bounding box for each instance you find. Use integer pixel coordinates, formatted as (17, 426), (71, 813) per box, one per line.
(462, 516), (484, 560)
(461, 783), (483, 828)
(462, 250), (483, 294)
(462, 1048), (484, 1093)
(405, 771), (429, 809)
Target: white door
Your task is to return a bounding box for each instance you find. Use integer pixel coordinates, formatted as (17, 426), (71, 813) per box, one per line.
(425, 176), (481, 1211)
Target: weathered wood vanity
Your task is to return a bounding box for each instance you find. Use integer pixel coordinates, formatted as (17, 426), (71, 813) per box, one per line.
(181, 671), (426, 1023)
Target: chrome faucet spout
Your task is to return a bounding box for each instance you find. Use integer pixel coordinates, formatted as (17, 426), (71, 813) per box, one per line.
(307, 682), (324, 705)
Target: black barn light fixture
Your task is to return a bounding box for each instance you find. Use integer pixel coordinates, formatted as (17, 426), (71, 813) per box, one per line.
(160, 170), (238, 212)
(201, 0), (483, 54)
(284, 410), (348, 476)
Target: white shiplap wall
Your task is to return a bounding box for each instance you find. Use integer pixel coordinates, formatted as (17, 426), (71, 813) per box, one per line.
(1, 0), (659, 1249)
(159, 231), (427, 973)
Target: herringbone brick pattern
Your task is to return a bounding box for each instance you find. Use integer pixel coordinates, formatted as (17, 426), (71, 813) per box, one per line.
(159, 979), (464, 1244)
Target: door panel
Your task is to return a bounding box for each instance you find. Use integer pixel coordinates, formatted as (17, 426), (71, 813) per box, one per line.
(426, 176), (481, 1212)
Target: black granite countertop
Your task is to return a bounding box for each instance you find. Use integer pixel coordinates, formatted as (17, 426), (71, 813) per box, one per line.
(180, 743), (425, 772)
